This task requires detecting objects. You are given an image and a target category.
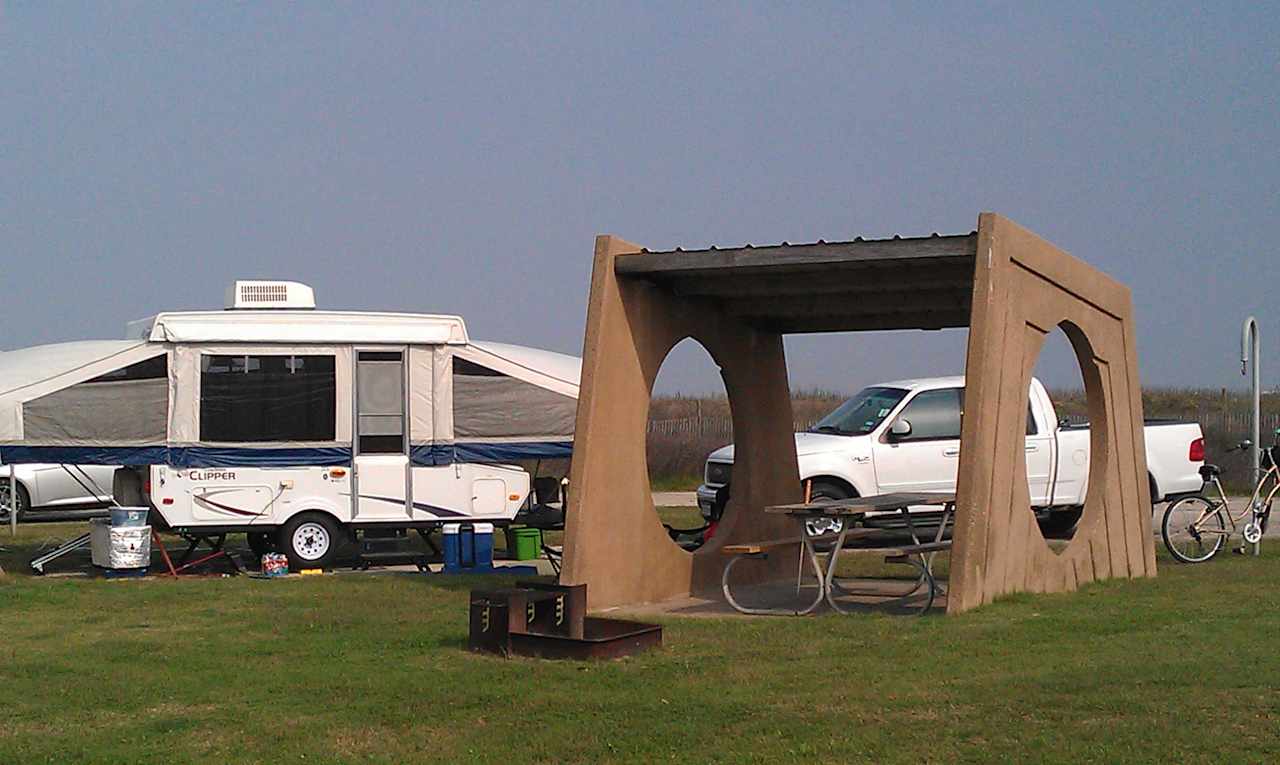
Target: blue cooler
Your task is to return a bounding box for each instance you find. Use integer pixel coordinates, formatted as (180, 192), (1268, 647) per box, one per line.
(442, 523), (494, 573)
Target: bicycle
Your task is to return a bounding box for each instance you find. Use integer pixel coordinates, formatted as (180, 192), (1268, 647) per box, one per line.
(1161, 431), (1280, 563)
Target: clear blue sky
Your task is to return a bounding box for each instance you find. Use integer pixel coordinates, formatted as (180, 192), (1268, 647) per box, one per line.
(3, 2), (1276, 394)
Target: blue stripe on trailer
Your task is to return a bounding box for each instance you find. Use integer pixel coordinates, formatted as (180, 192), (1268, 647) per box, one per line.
(0, 445), (352, 467)
(2, 441), (571, 467)
(409, 441), (573, 465)
(409, 444), (457, 466)
(452, 441), (574, 462)
(169, 446), (352, 467)
(0, 445), (170, 466)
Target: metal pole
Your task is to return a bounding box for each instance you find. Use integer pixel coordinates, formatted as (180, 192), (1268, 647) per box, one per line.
(1242, 316), (1261, 555)
(1242, 317), (1261, 486)
(8, 463), (16, 537)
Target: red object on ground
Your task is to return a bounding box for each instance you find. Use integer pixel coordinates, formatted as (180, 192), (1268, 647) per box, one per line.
(151, 530), (241, 576)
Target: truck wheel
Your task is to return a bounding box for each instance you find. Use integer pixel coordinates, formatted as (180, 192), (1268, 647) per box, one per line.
(1038, 507), (1083, 538)
(246, 531), (278, 558)
(0, 482), (29, 523)
(279, 513), (341, 571)
(805, 481), (854, 540)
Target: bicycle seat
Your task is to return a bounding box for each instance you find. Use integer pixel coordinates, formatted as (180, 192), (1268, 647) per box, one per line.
(1199, 464), (1221, 480)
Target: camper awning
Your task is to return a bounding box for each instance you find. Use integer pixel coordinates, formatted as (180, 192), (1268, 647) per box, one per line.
(0, 341), (151, 400)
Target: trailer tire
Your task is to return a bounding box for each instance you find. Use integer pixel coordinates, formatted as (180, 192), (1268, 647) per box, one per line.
(280, 513), (341, 571)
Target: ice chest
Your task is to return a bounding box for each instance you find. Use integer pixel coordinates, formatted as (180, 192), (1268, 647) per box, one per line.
(90, 518), (151, 569)
(509, 527), (542, 561)
(443, 523), (494, 572)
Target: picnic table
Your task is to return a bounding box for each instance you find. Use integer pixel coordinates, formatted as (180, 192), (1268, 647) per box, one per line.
(721, 492), (955, 616)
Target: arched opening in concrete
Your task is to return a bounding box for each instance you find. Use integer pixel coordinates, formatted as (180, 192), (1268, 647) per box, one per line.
(648, 337), (732, 552)
(1029, 322), (1099, 544)
(786, 328), (971, 538)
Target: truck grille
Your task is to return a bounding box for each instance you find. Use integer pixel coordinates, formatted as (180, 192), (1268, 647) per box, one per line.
(705, 461), (732, 486)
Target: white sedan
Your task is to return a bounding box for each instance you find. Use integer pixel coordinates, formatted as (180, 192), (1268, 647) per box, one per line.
(0, 464), (116, 521)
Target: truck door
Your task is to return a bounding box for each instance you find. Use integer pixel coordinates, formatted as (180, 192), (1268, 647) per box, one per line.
(872, 388), (963, 494)
(1024, 402), (1055, 507)
(352, 350), (412, 521)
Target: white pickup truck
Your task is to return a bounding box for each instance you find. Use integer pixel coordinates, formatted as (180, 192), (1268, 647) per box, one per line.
(696, 376), (1206, 536)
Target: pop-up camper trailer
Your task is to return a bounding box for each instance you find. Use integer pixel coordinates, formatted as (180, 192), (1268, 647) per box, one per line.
(0, 281), (579, 568)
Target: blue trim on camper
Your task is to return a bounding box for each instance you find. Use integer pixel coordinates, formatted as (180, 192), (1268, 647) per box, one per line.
(0, 446), (170, 466)
(1, 441), (572, 468)
(171, 446), (353, 468)
(409, 441), (573, 465)
(0, 445), (352, 468)
(452, 441), (574, 462)
(409, 444), (457, 466)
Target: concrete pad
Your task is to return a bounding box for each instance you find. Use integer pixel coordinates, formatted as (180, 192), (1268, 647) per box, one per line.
(652, 491), (697, 507)
(610, 577), (946, 619)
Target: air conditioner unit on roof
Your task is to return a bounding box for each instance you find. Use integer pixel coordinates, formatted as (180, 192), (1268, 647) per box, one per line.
(224, 281), (316, 310)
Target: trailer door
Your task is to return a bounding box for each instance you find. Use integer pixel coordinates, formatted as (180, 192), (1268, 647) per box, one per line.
(353, 350), (411, 520)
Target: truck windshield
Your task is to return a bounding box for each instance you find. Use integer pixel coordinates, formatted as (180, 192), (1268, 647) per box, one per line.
(810, 386), (909, 436)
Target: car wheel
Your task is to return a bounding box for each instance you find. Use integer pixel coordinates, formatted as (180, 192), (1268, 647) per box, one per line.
(804, 481), (855, 540)
(279, 513), (341, 571)
(0, 482), (30, 523)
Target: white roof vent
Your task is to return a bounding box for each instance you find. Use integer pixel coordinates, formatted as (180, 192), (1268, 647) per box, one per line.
(224, 280), (316, 310)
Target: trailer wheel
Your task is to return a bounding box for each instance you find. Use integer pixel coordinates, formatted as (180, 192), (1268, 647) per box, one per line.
(280, 513), (340, 571)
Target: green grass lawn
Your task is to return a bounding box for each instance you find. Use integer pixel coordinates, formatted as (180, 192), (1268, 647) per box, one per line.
(1, 521), (1278, 764)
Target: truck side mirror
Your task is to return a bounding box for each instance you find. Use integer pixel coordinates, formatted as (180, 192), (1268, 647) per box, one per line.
(889, 419), (912, 439)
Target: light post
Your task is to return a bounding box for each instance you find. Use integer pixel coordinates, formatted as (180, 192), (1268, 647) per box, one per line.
(1241, 317), (1261, 488)
(1242, 317), (1261, 555)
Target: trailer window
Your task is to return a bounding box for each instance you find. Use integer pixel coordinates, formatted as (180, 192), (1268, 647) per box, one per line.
(200, 355), (336, 442)
(356, 351), (405, 454)
(452, 357), (576, 440)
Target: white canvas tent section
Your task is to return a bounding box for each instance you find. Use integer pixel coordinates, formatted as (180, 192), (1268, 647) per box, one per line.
(0, 341), (169, 445)
(442, 341), (580, 462)
(0, 333), (583, 467)
(461, 342), (580, 398)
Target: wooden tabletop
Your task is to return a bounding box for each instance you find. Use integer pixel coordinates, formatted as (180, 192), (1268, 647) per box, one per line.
(766, 492), (956, 517)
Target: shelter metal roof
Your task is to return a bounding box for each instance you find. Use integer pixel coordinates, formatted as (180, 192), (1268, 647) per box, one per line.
(613, 232), (978, 333)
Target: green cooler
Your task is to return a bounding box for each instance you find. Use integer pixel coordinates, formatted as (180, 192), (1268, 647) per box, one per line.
(509, 527), (543, 561)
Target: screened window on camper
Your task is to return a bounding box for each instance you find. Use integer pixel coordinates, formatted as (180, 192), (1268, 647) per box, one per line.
(23, 354), (169, 443)
(200, 355), (336, 442)
(452, 357), (576, 440)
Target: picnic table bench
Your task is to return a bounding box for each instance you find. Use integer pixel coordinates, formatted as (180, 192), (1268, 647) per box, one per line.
(721, 493), (955, 616)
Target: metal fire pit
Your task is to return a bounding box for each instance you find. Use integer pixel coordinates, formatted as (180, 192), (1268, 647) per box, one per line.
(507, 616), (663, 660)
(468, 582), (662, 660)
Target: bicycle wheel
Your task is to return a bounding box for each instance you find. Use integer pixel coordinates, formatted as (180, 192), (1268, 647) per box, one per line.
(1162, 495), (1227, 563)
